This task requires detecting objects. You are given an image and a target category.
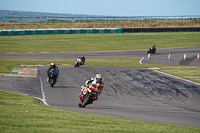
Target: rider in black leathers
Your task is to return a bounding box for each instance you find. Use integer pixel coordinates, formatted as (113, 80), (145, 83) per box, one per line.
(79, 55), (86, 65)
(47, 62), (59, 81)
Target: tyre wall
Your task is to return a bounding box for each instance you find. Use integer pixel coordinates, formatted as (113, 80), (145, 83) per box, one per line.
(123, 27), (200, 33)
(1, 27), (199, 36)
(0, 28), (123, 36)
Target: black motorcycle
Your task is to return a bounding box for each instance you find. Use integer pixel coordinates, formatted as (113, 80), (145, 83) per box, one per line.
(147, 45), (156, 54)
(48, 69), (57, 87)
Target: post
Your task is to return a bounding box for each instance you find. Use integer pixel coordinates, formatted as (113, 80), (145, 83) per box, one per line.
(27, 17), (28, 24)
(150, 16), (151, 23)
(40, 17), (41, 24)
(165, 16), (167, 22)
(14, 17), (15, 24)
(66, 17), (67, 23)
(121, 17), (122, 23)
(157, 16), (159, 23)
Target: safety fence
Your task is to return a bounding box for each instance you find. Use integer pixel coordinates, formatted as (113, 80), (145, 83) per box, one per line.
(1, 16), (199, 24)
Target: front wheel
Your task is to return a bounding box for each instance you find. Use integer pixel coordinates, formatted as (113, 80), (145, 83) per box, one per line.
(49, 78), (55, 87)
(78, 101), (82, 107)
(74, 62), (79, 68)
(82, 94), (92, 108)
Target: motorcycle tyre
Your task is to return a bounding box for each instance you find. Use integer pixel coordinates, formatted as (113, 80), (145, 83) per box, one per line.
(49, 78), (55, 87)
(82, 94), (92, 108)
(74, 63), (77, 68)
(78, 101), (82, 107)
(74, 63), (79, 68)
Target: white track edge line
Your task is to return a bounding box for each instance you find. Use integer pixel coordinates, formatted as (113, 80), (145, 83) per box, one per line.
(39, 70), (49, 106)
(139, 57), (144, 64)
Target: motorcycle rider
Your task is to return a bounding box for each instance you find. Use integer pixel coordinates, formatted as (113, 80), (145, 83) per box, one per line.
(148, 45), (156, 54)
(80, 74), (104, 103)
(80, 55), (86, 65)
(152, 45), (156, 50)
(74, 58), (82, 68)
(47, 62), (59, 81)
(76, 55), (86, 65)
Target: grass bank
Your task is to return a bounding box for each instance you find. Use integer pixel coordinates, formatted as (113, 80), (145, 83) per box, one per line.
(0, 32), (200, 53)
(1, 90), (199, 133)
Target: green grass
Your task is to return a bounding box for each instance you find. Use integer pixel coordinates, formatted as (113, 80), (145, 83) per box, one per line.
(0, 32), (200, 53)
(1, 90), (199, 133)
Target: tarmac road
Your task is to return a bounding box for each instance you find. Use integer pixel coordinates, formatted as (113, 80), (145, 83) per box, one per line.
(0, 46), (200, 127)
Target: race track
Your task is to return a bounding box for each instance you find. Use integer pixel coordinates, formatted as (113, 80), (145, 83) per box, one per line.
(0, 46), (200, 127)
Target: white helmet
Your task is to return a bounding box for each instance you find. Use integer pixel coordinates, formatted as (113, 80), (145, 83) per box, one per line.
(95, 74), (102, 82)
(50, 62), (56, 68)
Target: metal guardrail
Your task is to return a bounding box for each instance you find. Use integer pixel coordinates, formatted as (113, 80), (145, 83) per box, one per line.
(0, 15), (199, 24)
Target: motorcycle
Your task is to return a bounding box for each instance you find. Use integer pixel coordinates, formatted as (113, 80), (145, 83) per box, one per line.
(74, 58), (82, 68)
(147, 45), (156, 54)
(48, 69), (57, 87)
(78, 86), (99, 108)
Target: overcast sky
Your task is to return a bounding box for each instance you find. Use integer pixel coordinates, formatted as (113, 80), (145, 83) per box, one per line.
(0, 0), (199, 16)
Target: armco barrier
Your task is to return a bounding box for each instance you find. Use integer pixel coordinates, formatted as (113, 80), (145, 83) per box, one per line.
(123, 27), (200, 33)
(0, 28), (123, 36)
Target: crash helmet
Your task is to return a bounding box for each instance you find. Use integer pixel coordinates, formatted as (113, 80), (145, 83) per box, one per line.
(81, 55), (85, 59)
(50, 62), (56, 68)
(95, 74), (102, 82)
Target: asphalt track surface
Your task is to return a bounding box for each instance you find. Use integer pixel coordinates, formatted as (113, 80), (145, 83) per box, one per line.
(1, 46), (200, 127)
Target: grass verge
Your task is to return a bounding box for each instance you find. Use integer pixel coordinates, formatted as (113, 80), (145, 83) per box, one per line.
(1, 90), (200, 133)
(1, 58), (200, 84)
(0, 32), (200, 53)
